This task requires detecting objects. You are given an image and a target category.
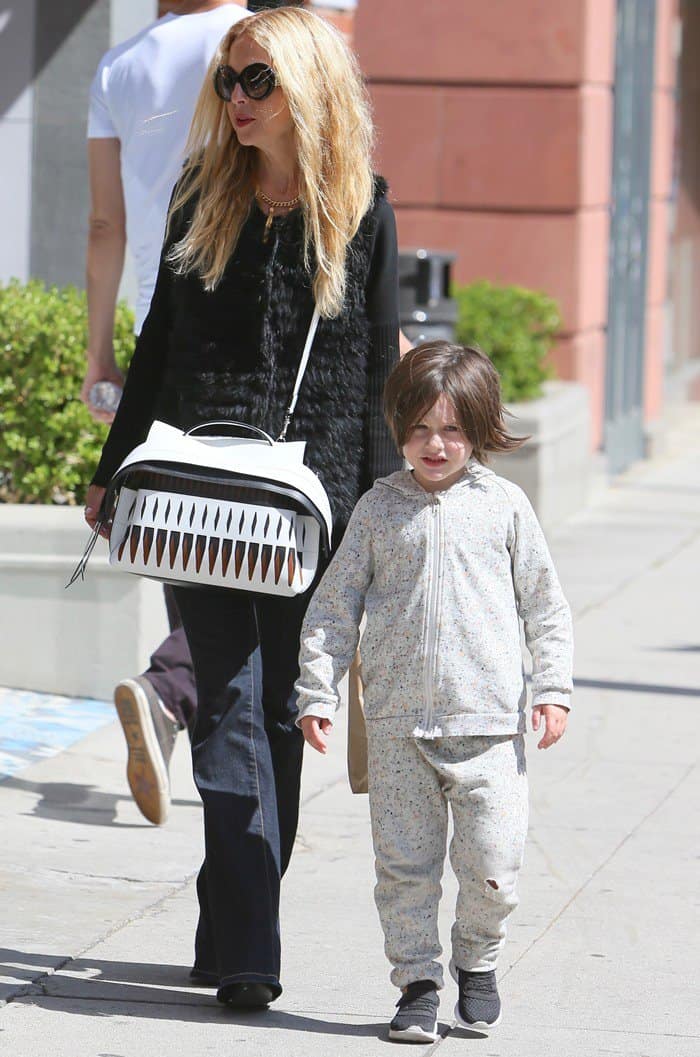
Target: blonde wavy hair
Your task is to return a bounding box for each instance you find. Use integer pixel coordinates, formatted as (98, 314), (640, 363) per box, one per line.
(167, 8), (375, 318)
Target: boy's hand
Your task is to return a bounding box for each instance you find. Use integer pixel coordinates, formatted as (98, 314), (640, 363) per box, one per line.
(532, 704), (569, 749)
(299, 715), (333, 754)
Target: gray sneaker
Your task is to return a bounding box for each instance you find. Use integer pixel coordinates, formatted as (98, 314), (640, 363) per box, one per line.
(114, 677), (179, 825)
(389, 980), (439, 1043)
(454, 968), (501, 1031)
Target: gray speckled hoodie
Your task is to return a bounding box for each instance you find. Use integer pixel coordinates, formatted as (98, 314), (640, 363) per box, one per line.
(296, 461), (573, 738)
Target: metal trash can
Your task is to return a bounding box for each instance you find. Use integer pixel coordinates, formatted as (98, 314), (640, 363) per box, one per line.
(399, 248), (457, 345)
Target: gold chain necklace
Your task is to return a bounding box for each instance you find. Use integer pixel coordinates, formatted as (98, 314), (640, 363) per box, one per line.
(255, 187), (301, 242)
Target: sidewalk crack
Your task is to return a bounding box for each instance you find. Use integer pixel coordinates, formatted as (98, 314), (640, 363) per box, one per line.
(0, 869), (200, 1010)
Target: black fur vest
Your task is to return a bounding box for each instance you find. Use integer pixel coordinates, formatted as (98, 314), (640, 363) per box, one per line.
(159, 177), (391, 530)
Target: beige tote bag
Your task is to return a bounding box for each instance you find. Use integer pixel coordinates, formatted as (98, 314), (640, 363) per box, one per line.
(347, 650), (368, 794)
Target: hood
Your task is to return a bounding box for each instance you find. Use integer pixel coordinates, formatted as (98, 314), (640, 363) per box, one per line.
(377, 459), (494, 500)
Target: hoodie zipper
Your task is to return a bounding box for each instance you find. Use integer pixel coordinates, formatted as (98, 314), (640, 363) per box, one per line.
(420, 492), (444, 736)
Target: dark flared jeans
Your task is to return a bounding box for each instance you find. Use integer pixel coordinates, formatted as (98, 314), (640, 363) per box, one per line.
(173, 583), (310, 997)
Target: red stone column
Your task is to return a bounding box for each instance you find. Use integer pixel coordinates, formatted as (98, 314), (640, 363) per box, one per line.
(356, 1), (679, 449)
(355, 0), (618, 449)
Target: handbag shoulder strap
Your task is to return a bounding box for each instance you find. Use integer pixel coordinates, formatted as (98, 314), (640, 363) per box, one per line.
(277, 305), (321, 442)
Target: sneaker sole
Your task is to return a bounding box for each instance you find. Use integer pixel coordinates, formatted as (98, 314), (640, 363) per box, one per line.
(114, 680), (169, 825)
(453, 1003), (501, 1032)
(389, 1021), (439, 1043)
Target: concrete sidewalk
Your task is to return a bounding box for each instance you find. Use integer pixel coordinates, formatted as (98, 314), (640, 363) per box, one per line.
(1, 406), (699, 1056)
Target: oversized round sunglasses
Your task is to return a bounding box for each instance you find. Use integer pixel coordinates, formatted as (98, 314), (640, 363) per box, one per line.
(213, 62), (277, 102)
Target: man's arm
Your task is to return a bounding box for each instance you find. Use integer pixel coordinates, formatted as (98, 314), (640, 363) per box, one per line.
(81, 137), (127, 423)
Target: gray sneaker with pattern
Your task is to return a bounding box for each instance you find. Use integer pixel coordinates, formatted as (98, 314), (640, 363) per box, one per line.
(454, 968), (501, 1031)
(389, 980), (440, 1043)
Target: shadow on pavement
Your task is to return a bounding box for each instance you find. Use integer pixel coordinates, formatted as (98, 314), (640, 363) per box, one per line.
(0, 776), (200, 826)
(574, 676), (700, 698)
(1, 947), (390, 1037)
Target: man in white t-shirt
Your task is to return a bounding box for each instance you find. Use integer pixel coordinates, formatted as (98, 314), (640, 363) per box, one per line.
(83, 1), (249, 400)
(82, 0), (249, 827)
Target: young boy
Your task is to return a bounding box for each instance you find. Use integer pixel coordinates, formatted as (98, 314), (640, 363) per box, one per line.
(295, 341), (574, 1042)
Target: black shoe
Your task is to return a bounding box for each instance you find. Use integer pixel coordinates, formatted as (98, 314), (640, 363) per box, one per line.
(114, 677), (179, 825)
(389, 980), (439, 1043)
(454, 968), (501, 1030)
(217, 982), (276, 1009)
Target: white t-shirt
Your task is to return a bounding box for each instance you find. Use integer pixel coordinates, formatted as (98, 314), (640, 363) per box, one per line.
(87, 5), (248, 332)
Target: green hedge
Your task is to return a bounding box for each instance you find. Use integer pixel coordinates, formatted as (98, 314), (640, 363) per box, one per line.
(453, 280), (560, 403)
(0, 279), (135, 504)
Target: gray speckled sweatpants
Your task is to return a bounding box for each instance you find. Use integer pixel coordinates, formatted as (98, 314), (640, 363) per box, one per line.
(367, 732), (528, 989)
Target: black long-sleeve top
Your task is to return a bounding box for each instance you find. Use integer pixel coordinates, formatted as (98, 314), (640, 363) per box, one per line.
(93, 182), (401, 536)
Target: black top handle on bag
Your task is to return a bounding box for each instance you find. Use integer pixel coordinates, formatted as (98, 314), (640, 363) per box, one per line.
(185, 421), (276, 445)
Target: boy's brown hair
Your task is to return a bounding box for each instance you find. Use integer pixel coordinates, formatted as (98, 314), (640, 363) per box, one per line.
(383, 341), (527, 462)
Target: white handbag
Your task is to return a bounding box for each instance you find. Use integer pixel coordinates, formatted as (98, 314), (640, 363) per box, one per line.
(69, 308), (332, 596)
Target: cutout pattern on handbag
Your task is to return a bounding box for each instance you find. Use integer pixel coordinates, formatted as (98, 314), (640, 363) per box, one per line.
(109, 469), (321, 594)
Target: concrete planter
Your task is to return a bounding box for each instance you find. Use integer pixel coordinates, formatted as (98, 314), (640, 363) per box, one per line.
(490, 380), (591, 533)
(0, 505), (167, 700)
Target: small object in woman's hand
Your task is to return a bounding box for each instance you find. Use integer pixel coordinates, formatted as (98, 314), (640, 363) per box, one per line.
(89, 381), (122, 413)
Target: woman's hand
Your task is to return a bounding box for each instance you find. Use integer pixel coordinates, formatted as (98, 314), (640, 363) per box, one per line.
(299, 715), (333, 754)
(84, 484), (110, 538)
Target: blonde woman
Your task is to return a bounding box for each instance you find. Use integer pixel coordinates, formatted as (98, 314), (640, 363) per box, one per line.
(85, 8), (400, 1009)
